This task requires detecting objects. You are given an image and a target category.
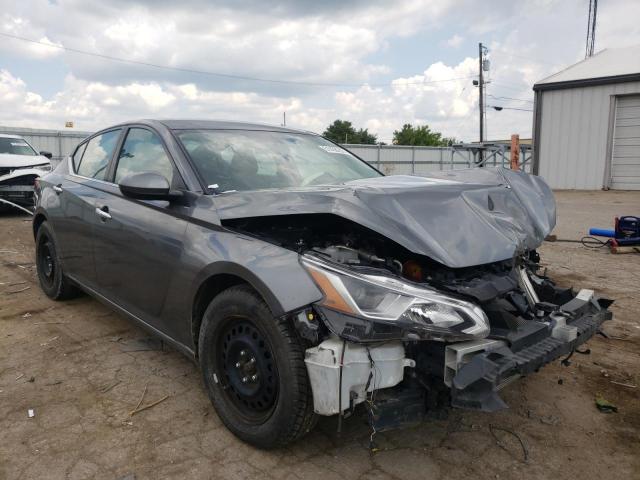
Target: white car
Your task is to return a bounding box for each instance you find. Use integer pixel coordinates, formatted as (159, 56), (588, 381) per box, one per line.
(0, 133), (52, 208)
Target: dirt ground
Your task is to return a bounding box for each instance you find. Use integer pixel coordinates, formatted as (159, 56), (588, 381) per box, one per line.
(1, 190), (639, 480)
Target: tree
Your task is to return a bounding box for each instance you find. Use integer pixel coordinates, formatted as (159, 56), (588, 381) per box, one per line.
(392, 124), (455, 146)
(323, 120), (378, 144)
(354, 128), (377, 145)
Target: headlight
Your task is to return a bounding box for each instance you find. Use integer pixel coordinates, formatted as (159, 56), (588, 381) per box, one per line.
(303, 256), (489, 341)
(32, 163), (52, 172)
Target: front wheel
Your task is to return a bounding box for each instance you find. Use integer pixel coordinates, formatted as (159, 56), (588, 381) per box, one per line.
(198, 285), (317, 448)
(35, 221), (78, 300)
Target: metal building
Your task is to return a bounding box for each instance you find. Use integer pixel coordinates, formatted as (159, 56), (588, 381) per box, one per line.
(0, 126), (90, 166)
(532, 45), (640, 190)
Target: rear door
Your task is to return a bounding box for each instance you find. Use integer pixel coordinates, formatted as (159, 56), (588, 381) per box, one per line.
(49, 129), (122, 287)
(91, 126), (189, 337)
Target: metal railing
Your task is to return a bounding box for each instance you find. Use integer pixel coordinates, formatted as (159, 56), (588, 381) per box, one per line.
(341, 143), (532, 176)
(0, 126), (532, 176)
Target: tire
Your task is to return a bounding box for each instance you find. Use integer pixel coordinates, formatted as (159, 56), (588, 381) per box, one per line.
(198, 285), (317, 448)
(35, 221), (79, 300)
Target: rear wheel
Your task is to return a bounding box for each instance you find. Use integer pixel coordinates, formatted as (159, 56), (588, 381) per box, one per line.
(198, 285), (316, 448)
(35, 221), (78, 300)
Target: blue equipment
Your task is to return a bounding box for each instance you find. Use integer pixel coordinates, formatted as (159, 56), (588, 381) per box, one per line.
(588, 216), (640, 249)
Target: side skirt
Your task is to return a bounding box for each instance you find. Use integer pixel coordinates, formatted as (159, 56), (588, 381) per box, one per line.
(67, 274), (197, 362)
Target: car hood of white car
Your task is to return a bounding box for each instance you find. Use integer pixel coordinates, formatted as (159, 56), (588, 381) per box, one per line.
(0, 153), (51, 169)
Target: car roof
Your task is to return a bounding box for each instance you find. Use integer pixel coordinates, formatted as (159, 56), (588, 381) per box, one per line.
(117, 119), (317, 136)
(0, 133), (26, 139)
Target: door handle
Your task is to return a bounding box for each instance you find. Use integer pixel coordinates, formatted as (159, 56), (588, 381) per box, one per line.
(53, 184), (63, 194)
(95, 206), (112, 220)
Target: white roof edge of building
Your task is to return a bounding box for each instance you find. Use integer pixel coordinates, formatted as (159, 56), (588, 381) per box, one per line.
(535, 44), (640, 86)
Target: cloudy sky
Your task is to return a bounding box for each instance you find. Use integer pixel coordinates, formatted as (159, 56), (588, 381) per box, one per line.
(1, 0), (639, 143)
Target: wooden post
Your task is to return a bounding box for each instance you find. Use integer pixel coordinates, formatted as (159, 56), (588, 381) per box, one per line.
(510, 134), (520, 170)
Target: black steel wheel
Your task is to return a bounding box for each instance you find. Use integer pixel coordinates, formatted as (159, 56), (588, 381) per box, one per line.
(35, 221), (78, 300)
(218, 319), (279, 422)
(199, 285), (317, 448)
(37, 237), (56, 290)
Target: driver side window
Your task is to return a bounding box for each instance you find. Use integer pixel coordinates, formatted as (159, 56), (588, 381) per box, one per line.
(115, 128), (175, 185)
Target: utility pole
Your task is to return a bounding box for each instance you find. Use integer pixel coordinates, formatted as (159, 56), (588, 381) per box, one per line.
(478, 42), (484, 144)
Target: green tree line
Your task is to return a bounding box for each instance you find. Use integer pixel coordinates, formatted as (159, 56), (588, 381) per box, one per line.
(323, 119), (456, 146)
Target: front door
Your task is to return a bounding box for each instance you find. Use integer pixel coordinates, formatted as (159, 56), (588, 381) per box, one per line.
(91, 127), (189, 338)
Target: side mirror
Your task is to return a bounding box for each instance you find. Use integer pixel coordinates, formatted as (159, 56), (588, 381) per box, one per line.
(40, 151), (53, 160)
(119, 172), (174, 201)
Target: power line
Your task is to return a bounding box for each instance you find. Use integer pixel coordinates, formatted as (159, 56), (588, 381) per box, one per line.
(0, 31), (475, 88)
(488, 105), (533, 112)
(487, 94), (534, 104)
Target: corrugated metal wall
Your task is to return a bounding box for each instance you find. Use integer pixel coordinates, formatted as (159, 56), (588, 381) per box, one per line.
(536, 80), (640, 189)
(0, 126), (91, 166)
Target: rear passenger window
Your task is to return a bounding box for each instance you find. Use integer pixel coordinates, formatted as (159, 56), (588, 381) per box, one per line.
(114, 128), (175, 184)
(77, 130), (121, 180)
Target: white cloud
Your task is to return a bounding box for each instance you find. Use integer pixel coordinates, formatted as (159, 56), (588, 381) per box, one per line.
(446, 34), (464, 48)
(0, 70), (307, 131)
(1, 0), (640, 145)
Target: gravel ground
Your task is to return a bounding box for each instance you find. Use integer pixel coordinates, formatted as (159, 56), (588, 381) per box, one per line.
(0, 190), (639, 480)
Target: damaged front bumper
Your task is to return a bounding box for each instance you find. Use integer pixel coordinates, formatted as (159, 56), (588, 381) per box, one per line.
(0, 167), (46, 207)
(303, 287), (612, 421)
(448, 291), (611, 411)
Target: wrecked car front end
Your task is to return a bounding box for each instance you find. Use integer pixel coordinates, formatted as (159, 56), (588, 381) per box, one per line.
(217, 167), (612, 430)
(300, 253), (611, 424)
(0, 164), (51, 207)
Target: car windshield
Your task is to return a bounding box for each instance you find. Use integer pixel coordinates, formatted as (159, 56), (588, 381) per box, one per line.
(175, 130), (381, 192)
(0, 137), (37, 156)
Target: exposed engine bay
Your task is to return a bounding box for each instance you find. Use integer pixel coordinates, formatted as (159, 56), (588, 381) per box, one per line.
(223, 210), (612, 431)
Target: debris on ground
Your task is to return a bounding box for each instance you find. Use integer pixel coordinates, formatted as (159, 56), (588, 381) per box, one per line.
(27, 409), (35, 418)
(40, 336), (59, 347)
(5, 286), (30, 294)
(100, 381), (121, 394)
(595, 396), (618, 413)
(610, 381), (637, 389)
(129, 395), (169, 416)
(488, 424), (529, 463)
(129, 383), (170, 416)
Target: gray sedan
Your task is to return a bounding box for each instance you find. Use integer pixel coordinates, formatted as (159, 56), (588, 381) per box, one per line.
(33, 119), (612, 448)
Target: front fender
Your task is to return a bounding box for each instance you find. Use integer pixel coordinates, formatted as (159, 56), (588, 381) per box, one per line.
(185, 223), (323, 317)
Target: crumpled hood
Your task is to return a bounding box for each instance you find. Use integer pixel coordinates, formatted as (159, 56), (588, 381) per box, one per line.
(213, 167), (556, 268)
(0, 153), (50, 168)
